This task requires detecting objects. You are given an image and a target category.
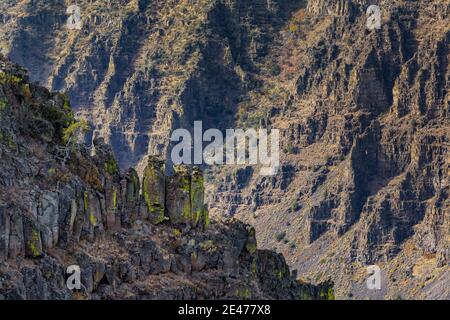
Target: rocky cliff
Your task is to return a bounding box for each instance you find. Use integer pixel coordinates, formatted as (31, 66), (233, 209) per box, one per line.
(210, 0), (449, 299)
(0, 0), (448, 300)
(0, 0), (304, 173)
(0, 55), (332, 300)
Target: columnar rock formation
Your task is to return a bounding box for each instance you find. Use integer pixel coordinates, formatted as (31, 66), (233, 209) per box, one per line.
(0, 0), (448, 299)
(0, 58), (210, 258)
(0, 55), (332, 300)
(166, 165), (209, 227)
(141, 156), (167, 225)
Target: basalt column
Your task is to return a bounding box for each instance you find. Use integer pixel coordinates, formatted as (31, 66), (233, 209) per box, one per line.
(141, 156), (166, 224)
(191, 167), (208, 228)
(166, 165), (192, 226)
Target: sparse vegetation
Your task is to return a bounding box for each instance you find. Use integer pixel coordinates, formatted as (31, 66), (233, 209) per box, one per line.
(0, 99), (7, 112)
(284, 142), (295, 154)
(291, 201), (300, 212)
(276, 231), (287, 242)
(62, 120), (89, 145)
(104, 158), (119, 175)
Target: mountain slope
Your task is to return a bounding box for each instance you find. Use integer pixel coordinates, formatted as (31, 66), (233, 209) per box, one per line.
(210, 0), (449, 299)
(0, 54), (332, 300)
(0, 0), (303, 173)
(0, 0), (448, 299)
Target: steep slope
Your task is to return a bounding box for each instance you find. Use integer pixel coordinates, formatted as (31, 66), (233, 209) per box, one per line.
(0, 55), (332, 300)
(1, 0), (448, 300)
(210, 0), (449, 299)
(0, 0), (303, 173)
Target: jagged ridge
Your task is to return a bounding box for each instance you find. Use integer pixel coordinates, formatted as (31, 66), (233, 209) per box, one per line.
(0, 55), (332, 300)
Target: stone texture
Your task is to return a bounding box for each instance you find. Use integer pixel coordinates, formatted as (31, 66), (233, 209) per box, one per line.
(141, 156), (166, 224)
(0, 204), (9, 261)
(166, 165), (192, 226)
(0, 55), (329, 300)
(1, 0), (447, 300)
(207, 0), (449, 299)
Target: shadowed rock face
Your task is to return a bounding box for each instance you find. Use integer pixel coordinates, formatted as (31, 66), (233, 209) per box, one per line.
(1, 0), (448, 300)
(141, 156), (166, 224)
(0, 0), (303, 172)
(166, 165), (209, 228)
(0, 55), (332, 300)
(206, 0), (448, 299)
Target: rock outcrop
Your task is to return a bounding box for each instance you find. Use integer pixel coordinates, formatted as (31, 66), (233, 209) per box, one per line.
(0, 55), (332, 300)
(1, 0), (448, 300)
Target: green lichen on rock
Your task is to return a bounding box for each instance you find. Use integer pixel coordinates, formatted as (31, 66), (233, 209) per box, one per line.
(61, 93), (71, 112)
(180, 175), (191, 193)
(26, 229), (42, 258)
(89, 212), (97, 226)
(103, 183), (119, 230)
(202, 207), (210, 227)
(83, 191), (89, 212)
(131, 174), (139, 191)
(84, 192), (97, 226)
(245, 242), (257, 254)
(319, 286), (335, 300)
(142, 156), (165, 225)
(127, 169), (140, 203)
(166, 165), (192, 225)
(191, 167), (208, 227)
(179, 168), (191, 221)
(172, 228), (182, 237)
(113, 189), (117, 209)
(298, 290), (313, 300)
(251, 258), (257, 274)
(199, 240), (217, 253)
(104, 158), (119, 175)
(325, 287), (335, 300)
(0, 129), (17, 149)
(235, 288), (251, 299)
(0, 71), (22, 85)
(245, 227), (257, 254)
(0, 99), (7, 112)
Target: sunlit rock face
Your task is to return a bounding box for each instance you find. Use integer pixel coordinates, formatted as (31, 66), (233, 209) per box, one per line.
(0, 54), (332, 300)
(1, 0), (449, 300)
(0, 0), (299, 172)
